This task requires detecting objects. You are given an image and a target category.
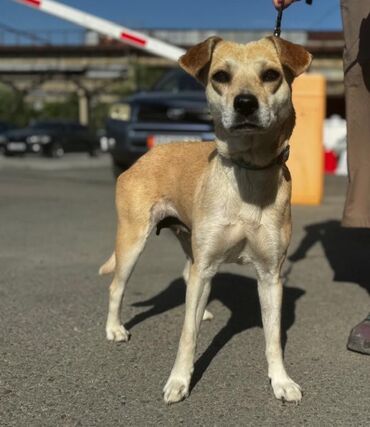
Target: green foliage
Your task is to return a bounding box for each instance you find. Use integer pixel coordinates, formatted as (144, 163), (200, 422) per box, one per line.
(0, 85), (34, 126)
(37, 94), (79, 122)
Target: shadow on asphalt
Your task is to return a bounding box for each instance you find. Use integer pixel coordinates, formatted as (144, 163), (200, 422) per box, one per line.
(126, 272), (305, 391)
(290, 220), (370, 295)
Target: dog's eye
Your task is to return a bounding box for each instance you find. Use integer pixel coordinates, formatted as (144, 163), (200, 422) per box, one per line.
(261, 69), (281, 83)
(212, 70), (231, 84)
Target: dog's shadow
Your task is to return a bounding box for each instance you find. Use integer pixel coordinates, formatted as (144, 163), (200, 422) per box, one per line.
(126, 272), (305, 390)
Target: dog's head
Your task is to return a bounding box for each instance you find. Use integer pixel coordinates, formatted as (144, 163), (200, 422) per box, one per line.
(179, 36), (312, 138)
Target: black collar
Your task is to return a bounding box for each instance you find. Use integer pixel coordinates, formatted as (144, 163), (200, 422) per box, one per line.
(222, 145), (290, 171)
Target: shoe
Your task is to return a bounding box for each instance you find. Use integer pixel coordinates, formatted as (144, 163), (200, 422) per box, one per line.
(347, 314), (370, 355)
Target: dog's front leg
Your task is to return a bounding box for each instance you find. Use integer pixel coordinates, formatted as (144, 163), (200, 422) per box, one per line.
(163, 263), (213, 404)
(183, 259), (213, 321)
(257, 270), (302, 403)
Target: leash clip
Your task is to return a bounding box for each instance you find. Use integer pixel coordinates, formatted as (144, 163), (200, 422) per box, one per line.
(273, 0), (285, 37)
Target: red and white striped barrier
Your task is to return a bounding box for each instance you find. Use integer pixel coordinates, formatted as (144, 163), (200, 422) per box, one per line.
(13, 0), (186, 61)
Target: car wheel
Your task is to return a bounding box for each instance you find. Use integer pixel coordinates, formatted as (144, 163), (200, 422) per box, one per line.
(49, 143), (64, 159)
(112, 160), (127, 178)
(88, 147), (99, 157)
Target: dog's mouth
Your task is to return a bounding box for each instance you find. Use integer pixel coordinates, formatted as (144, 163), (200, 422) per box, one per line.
(229, 121), (262, 132)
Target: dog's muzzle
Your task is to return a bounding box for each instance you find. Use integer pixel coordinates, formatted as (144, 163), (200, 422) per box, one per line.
(233, 94), (259, 117)
(228, 94), (265, 132)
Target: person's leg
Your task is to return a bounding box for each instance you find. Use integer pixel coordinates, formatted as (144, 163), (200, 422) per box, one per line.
(341, 0), (370, 354)
(341, 0), (370, 227)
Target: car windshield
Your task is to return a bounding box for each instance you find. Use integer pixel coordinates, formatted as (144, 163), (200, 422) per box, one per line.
(153, 69), (203, 93)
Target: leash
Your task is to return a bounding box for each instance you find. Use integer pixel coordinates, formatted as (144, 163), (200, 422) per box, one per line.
(273, 0), (285, 37)
(273, 0), (313, 36)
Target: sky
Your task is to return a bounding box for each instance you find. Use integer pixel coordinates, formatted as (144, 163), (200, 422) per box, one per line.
(1, 0), (342, 35)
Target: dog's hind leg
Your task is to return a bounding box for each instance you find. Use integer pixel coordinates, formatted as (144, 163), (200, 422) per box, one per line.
(106, 219), (151, 342)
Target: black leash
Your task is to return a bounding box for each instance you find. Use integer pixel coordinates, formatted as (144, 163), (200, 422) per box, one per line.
(273, 0), (313, 36)
(273, 0), (285, 37)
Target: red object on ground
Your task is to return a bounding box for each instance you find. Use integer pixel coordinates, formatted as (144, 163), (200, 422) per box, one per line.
(324, 150), (338, 174)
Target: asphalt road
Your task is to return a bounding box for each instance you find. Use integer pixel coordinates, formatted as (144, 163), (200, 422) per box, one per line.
(0, 155), (369, 426)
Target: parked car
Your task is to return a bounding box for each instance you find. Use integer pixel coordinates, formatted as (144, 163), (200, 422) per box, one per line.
(0, 121), (16, 134)
(2, 120), (99, 158)
(0, 121), (17, 153)
(97, 128), (116, 152)
(106, 68), (214, 176)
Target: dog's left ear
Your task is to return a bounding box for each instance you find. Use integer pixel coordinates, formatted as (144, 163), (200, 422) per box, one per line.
(179, 36), (223, 85)
(268, 36), (312, 77)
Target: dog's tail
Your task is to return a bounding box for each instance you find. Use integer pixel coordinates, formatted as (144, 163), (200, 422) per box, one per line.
(99, 252), (116, 276)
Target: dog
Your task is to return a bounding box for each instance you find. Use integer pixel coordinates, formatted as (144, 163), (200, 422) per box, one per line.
(99, 35), (312, 404)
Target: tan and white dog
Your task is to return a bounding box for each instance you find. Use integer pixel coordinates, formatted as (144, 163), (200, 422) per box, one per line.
(100, 36), (312, 404)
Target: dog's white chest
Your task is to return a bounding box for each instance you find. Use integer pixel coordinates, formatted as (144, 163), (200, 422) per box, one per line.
(215, 204), (266, 265)
(195, 160), (290, 268)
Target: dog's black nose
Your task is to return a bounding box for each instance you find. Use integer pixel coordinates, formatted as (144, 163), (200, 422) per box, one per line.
(233, 94), (259, 116)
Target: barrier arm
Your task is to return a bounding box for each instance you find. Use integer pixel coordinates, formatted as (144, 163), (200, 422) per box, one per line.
(13, 0), (186, 61)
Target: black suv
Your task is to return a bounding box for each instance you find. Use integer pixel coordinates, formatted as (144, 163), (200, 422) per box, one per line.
(106, 68), (214, 175)
(0, 121), (16, 134)
(0, 121), (17, 153)
(2, 120), (99, 158)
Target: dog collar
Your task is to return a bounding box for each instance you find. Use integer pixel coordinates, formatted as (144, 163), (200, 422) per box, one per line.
(226, 145), (290, 171)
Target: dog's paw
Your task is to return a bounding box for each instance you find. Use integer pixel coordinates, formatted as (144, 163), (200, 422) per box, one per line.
(163, 377), (189, 404)
(202, 309), (214, 321)
(271, 377), (302, 403)
(106, 324), (130, 342)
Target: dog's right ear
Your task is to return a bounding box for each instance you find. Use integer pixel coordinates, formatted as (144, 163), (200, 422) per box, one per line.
(179, 36), (223, 85)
